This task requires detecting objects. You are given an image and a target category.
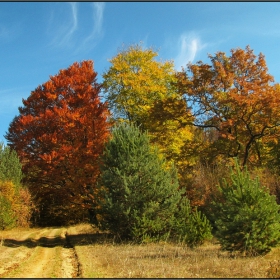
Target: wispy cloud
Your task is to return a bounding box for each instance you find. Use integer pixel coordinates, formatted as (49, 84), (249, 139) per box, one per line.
(62, 3), (78, 44)
(75, 2), (105, 53)
(0, 23), (21, 43)
(49, 2), (105, 53)
(174, 33), (207, 70)
(48, 2), (78, 48)
(92, 2), (105, 36)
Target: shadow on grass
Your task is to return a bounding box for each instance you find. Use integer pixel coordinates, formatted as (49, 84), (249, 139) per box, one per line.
(2, 231), (114, 249)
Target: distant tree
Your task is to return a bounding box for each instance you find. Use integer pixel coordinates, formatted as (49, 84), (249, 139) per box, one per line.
(145, 96), (195, 164)
(0, 194), (16, 230)
(212, 159), (280, 255)
(5, 61), (111, 225)
(172, 195), (212, 247)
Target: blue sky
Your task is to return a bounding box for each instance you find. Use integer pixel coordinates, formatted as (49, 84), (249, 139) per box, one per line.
(1, 2), (280, 143)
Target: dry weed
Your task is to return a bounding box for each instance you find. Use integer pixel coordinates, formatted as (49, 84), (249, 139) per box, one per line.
(73, 234), (280, 278)
(267, 260), (280, 278)
(2, 224), (278, 278)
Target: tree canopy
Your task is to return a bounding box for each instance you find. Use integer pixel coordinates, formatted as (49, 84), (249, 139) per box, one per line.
(176, 46), (280, 166)
(103, 43), (195, 170)
(3, 43), (280, 240)
(5, 60), (111, 225)
(103, 43), (177, 125)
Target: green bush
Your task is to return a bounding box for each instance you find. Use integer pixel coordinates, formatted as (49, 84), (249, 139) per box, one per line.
(92, 123), (213, 246)
(92, 123), (184, 242)
(0, 143), (32, 229)
(212, 159), (280, 255)
(0, 195), (16, 230)
(0, 142), (23, 187)
(172, 196), (212, 247)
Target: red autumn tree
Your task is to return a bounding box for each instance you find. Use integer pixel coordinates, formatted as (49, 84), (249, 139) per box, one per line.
(5, 60), (111, 225)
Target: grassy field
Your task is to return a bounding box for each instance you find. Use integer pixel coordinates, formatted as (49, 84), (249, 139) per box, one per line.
(1, 223), (280, 278)
(67, 224), (280, 278)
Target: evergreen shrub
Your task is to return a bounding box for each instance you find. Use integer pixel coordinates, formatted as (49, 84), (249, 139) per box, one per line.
(0, 143), (32, 229)
(92, 123), (212, 246)
(93, 123), (182, 241)
(172, 196), (212, 247)
(212, 159), (280, 255)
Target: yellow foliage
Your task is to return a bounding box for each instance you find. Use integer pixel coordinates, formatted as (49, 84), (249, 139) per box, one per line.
(177, 45), (280, 167)
(0, 181), (16, 203)
(103, 43), (177, 125)
(0, 180), (32, 228)
(103, 43), (196, 173)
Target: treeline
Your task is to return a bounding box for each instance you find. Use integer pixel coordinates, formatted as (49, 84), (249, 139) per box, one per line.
(1, 43), (280, 255)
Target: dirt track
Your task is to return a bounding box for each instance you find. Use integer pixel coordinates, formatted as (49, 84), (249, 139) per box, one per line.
(1, 224), (279, 278)
(0, 227), (80, 278)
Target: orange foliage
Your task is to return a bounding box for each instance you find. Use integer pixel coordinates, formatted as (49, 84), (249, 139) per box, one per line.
(5, 61), (111, 223)
(177, 46), (280, 166)
(0, 181), (32, 228)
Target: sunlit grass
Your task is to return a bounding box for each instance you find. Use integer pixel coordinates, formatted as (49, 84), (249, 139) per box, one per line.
(1, 223), (280, 278)
(69, 224), (280, 278)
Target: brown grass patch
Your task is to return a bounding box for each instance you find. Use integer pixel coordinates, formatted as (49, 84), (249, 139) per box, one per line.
(1, 224), (279, 278)
(68, 224), (280, 278)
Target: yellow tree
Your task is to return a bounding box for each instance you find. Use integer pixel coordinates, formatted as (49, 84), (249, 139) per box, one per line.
(177, 46), (280, 167)
(102, 43), (195, 170)
(103, 43), (176, 123)
(146, 96), (195, 165)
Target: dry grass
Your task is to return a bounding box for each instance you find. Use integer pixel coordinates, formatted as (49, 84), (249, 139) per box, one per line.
(0, 226), (41, 239)
(69, 224), (280, 278)
(1, 224), (279, 278)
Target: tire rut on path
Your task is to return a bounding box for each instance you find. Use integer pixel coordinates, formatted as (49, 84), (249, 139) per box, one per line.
(18, 228), (61, 278)
(61, 229), (81, 278)
(0, 229), (43, 276)
(0, 227), (81, 278)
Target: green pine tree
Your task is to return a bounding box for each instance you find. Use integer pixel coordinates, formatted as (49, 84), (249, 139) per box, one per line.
(0, 142), (31, 229)
(0, 142), (23, 187)
(0, 195), (16, 230)
(92, 123), (183, 242)
(172, 195), (212, 247)
(212, 159), (280, 255)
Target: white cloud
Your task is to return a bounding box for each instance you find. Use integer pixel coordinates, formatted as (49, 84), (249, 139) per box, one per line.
(92, 2), (105, 35)
(68, 3), (78, 37)
(48, 2), (105, 53)
(0, 22), (21, 43)
(75, 2), (105, 52)
(174, 33), (206, 70)
(48, 3), (78, 48)
(58, 3), (78, 47)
